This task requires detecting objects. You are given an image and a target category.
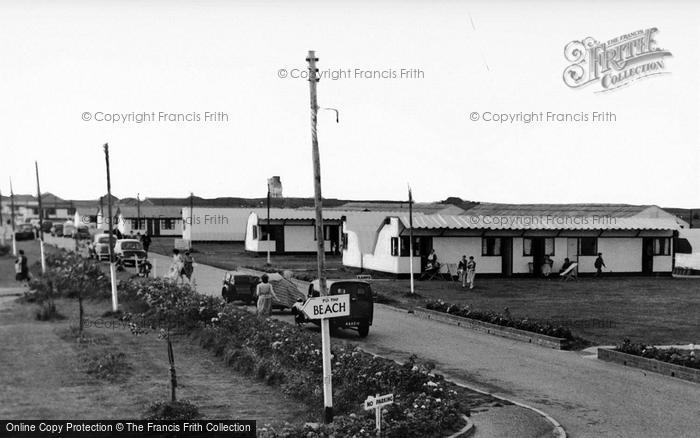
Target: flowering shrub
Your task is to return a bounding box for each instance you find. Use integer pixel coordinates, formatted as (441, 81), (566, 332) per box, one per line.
(617, 339), (699, 370)
(29, 251), (110, 300)
(425, 299), (578, 342)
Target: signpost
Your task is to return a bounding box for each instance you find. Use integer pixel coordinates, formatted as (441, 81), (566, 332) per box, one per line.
(364, 393), (394, 435)
(300, 294), (350, 320)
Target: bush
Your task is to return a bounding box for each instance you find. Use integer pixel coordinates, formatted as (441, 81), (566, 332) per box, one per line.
(35, 301), (64, 321)
(425, 299), (584, 342)
(145, 400), (202, 421)
(0, 244), (10, 257)
(617, 339), (699, 370)
(84, 351), (131, 382)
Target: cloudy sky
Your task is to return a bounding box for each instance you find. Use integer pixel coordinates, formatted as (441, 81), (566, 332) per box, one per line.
(0, 0), (698, 207)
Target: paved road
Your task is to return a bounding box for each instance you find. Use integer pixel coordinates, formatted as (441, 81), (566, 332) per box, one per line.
(47, 241), (700, 437)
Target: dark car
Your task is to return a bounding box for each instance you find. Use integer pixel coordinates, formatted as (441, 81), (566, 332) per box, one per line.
(114, 239), (147, 268)
(15, 224), (36, 241)
(41, 221), (53, 234)
(50, 223), (64, 237)
(75, 225), (91, 240)
(295, 279), (374, 338)
(221, 273), (260, 304)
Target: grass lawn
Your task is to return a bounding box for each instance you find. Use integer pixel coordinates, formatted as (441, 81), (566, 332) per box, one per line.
(149, 239), (700, 346)
(0, 296), (310, 423)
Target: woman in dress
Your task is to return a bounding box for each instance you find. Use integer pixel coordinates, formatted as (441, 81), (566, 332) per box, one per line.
(15, 249), (29, 285)
(255, 274), (279, 317)
(168, 249), (185, 283)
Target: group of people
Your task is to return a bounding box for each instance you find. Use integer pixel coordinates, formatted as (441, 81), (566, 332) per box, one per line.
(457, 254), (477, 289)
(167, 249), (195, 283)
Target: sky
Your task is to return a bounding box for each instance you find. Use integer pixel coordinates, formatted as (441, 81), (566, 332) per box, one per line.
(0, 0), (698, 207)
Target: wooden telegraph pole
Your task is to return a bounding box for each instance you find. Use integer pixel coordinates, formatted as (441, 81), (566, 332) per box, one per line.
(307, 50), (334, 424)
(104, 144), (118, 312)
(35, 162), (46, 274)
(10, 178), (16, 256)
(0, 188), (4, 247)
(409, 186), (415, 294)
(266, 180), (271, 265)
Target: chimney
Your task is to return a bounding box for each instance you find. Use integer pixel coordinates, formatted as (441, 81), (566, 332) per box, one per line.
(267, 176), (283, 198)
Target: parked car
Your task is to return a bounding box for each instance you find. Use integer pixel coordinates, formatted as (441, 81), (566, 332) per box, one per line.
(14, 224), (36, 241)
(221, 274), (261, 304)
(41, 221), (53, 234)
(63, 220), (76, 238)
(75, 225), (91, 240)
(114, 239), (147, 269)
(91, 233), (116, 261)
(50, 223), (64, 237)
(294, 279), (374, 338)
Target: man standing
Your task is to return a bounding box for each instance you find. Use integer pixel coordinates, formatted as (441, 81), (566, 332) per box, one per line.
(594, 253), (606, 277)
(458, 255), (468, 287)
(141, 231), (152, 254)
(466, 256), (476, 289)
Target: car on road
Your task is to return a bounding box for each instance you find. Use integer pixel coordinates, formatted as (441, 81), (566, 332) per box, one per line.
(221, 273), (261, 304)
(75, 224), (91, 240)
(41, 221), (53, 234)
(50, 223), (64, 237)
(14, 224), (36, 241)
(91, 233), (116, 261)
(294, 279), (374, 338)
(114, 239), (147, 268)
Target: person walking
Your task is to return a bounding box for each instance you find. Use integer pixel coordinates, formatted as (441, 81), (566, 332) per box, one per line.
(15, 249), (29, 285)
(141, 231), (152, 254)
(182, 250), (195, 283)
(167, 249), (185, 283)
(458, 255), (468, 287)
(255, 274), (279, 317)
(594, 253), (606, 277)
(465, 256), (476, 289)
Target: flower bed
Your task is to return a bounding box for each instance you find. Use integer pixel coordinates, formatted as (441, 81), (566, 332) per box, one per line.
(615, 339), (699, 370)
(27, 253), (504, 437)
(425, 299), (585, 347)
(117, 279), (469, 437)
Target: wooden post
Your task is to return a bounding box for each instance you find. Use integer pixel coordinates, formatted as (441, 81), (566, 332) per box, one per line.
(266, 181), (271, 265)
(307, 49), (333, 424)
(104, 144), (118, 312)
(409, 187), (414, 294)
(9, 178), (16, 256)
(35, 162), (46, 274)
(167, 336), (177, 402)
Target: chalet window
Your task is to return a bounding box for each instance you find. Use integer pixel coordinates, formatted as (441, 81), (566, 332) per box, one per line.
(391, 237), (399, 256)
(252, 225), (258, 240)
(482, 237), (501, 256)
(160, 219), (174, 230)
(67, 208), (76, 215)
(45, 208), (56, 215)
(578, 237), (597, 256)
(523, 238), (555, 256)
(653, 238), (671, 255)
(131, 219), (139, 229)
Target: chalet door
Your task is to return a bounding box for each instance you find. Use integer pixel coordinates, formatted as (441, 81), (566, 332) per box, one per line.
(531, 238), (545, 276)
(567, 238), (578, 261)
(642, 238), (654, 274)
(501, 237), (513, 276)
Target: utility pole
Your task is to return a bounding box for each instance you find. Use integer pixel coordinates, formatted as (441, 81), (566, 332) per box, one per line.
(307, 49), (333, 424)
(104, 144), (118, 312)
(266, 180), (271, 265)
(35, 161), (46, 274)
(10, 178), (16, 256)
(137, 193), (141, 232)
(409, 186), (415, 294)
(189, 192), (194, 249)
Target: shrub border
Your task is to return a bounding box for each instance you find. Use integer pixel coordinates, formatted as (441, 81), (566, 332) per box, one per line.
(414, 307), (566, 350)
(597, 348), (700, 384)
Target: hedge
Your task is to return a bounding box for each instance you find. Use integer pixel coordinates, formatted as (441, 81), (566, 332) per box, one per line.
(616, 339), (699, 370)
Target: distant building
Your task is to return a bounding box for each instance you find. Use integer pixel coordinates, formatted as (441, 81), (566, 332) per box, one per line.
(245, 210), (343, 254)
(116, 206), (183, 237)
